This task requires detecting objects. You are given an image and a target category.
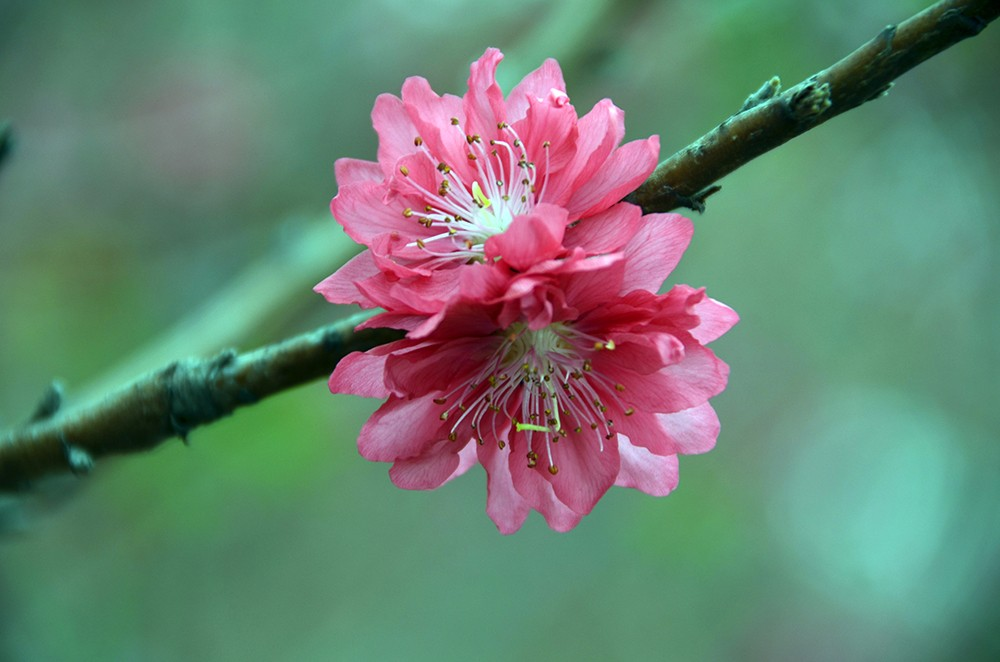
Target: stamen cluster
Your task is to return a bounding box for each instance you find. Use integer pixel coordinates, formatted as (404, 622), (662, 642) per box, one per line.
(317, 49), (737, 533)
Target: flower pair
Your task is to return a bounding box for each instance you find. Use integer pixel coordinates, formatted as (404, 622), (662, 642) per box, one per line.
(316, 48), (736, 533)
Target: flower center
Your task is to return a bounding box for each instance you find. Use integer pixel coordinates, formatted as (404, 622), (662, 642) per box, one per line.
(433, 322), (633, 475)
(399, 119), (551, 263)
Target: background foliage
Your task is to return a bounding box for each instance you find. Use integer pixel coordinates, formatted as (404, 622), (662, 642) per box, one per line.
(1, 0), (998, 659)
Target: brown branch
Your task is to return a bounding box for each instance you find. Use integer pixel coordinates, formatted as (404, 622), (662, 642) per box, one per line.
(0, 314), (402, 491)
(1, 0), (997, 491)
(629, 0), (1000, 213)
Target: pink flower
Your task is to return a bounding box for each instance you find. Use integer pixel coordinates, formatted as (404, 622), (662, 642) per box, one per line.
(316, 47), (660, 314)
(329, 216), (738, 533)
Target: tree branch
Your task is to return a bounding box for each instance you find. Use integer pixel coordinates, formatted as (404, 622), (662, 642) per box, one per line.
(629, 0), (1000, 213)
(0, 0), (996, 491)
(0, 314), (402, 491)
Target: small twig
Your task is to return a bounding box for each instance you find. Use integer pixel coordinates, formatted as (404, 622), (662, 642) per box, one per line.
(0, 313), (402, 490)
(629, 0), (999, 213)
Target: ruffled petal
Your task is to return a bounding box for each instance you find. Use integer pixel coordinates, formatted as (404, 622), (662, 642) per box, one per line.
(506, 57), (565, 121)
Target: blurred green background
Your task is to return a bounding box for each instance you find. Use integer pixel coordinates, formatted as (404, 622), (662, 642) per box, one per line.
(2, 0), (998, 659)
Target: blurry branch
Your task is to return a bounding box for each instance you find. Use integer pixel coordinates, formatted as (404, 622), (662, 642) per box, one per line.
(0, 121), (12, 176)
(0, 0), (997, 491)
(0, 314), (402, 491)
(630, 0), (1000, 213)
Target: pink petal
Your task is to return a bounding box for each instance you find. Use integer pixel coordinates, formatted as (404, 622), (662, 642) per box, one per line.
(478, 433), (532, 534)
(614, 439), (679, 496)
(484, 203), (568, 270)
(384, 336), (496, 396)
(334, 158), (383, 187)
(330, 182), (410, 245)
(371, 93), (419, 180)
(389, 437), (473, 489)
(505, 57), (565, 121)
(328, 347), (393, 399)
(691, 297), (740, 344)
(355, 311), (425, 332)
(656, 402), (721, 455)
(603, 331), (685, 374)
(545, 431), (621, 515)
(313, 250), (379, 307)
(541, 99), (625, 207)
(559, 253), (626, 313)
(357, 395), (449, 462)
(507, 447), (586, 532)
(596, 344), (729, 413)
(463, 48), (507, 142)
(613, 401), (719, 457)
(566, 136), (660, 218)
(619, 213), (693, 294)
(512, 91), (579, 176)
(400, 77), (473, 181)
(563, 202), (643, 254)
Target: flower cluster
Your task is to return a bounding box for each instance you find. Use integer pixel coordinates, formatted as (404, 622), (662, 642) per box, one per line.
(317, 48), (737, 533)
